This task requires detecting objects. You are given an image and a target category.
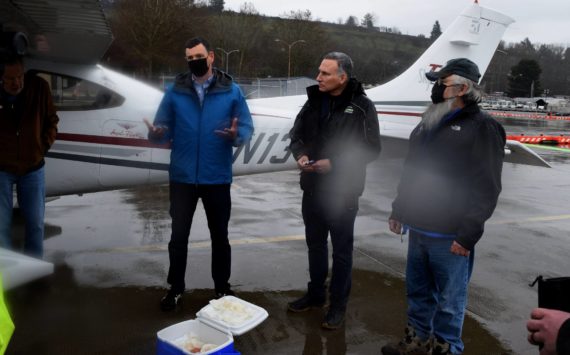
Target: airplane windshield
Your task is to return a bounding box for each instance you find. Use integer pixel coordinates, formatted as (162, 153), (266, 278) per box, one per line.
(34, 71), (125, 111)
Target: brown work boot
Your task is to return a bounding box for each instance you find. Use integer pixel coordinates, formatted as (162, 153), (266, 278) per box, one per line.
(381, 325), (433, 355)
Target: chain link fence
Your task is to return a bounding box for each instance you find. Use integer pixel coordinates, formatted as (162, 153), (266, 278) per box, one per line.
(155, 75), (316, 98)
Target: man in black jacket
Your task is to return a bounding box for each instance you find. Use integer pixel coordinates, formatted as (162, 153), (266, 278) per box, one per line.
(287, 52), (381, 329)
(382, 59), (506, 355)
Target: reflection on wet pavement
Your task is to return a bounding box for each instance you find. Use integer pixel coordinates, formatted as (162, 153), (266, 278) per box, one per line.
(5, 117), (570, 354)
(6, 267), (507, 355)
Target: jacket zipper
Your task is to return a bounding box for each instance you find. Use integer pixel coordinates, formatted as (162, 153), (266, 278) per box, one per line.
(13, 103), (21, 161)
(195, 92), (203, 185)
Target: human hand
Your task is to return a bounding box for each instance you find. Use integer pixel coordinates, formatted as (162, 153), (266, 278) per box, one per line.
(143, 118), (166, 139)
(450, 241), (470, 257)
(297, 155), (310, 169)
(527, 308), (570, 354)
(215, 117), (238, 140)
(388, 218), (402, 235)
(301, 159), (331, 174)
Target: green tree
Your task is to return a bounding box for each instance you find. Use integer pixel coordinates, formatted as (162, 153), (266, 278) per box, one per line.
(106, 0), (190, 78)
(430, 20), (442, 40)
(175, 0), (195, 6)
(345, 16), (358, 27)
(507, 59), (542, 97)
(271, 11), (328, 78)
(208, 5), (262, 77)
(361, 13), (376, 29)
(239, 1), (258, 15)
(282, 9), (312, 21)
(208, 0), (224, 12)
(481, 42), (510, 93)
(536, 44), (565, 95)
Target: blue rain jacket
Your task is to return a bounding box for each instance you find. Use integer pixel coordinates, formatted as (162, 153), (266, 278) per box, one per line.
(151, 69), (253, 184)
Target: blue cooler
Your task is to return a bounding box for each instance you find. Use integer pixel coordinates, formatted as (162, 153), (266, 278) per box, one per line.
(156, 296), (268, 355)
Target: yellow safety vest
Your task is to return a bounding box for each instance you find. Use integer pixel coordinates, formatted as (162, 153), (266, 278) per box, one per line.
(0, 274), (15, 355)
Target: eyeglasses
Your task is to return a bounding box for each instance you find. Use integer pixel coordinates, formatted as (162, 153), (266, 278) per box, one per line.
(436, 79), (463, 88)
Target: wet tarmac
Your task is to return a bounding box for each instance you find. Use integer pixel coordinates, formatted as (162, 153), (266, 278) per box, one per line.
(5, 116), (570, 355)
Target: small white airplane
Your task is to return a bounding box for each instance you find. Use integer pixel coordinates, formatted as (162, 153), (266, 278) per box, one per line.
(2, 0), (549, 198)
(0, 0), (547, 289)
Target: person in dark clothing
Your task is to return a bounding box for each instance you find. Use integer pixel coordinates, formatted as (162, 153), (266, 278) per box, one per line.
(287, 52), (381, 330)
(145, 37), (254, 311)
(382, 58), (506, 355)
(527, 308), (570, 355)
(0, 53), (59, 258)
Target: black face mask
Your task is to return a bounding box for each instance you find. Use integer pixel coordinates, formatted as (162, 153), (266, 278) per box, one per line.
(430, 82), (446, 104)
(188, 58), (209, 77)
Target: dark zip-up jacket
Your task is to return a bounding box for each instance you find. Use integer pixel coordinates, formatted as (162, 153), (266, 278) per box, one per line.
(390, 102), (505, 250)
(150, 69), (253, 184)
(289, 79), (381, 197)
(0, 73), (59, 176)
(558, 318), (570, 354)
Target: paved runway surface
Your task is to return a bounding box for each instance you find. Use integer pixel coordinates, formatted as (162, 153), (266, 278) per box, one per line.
(5, 116), (570, 354)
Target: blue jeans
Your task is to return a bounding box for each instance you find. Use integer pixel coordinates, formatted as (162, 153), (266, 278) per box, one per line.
(406, 230), (474, 354)
(0, 167), (45, 258)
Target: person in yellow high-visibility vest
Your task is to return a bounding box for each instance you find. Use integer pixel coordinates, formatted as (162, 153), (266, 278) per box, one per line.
(0, 274), (15, 355)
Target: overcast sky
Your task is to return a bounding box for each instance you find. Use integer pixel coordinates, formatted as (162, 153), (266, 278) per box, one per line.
(223, 0), (570, 46)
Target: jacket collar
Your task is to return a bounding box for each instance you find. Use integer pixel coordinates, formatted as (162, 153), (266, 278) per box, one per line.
(173, 68), (233, 94)
(460, 101), (481, 115)
(306, 78), (364, 104)
(439, 101), (481, 125)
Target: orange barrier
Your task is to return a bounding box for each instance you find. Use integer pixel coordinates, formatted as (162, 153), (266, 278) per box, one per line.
(507, 134), (570, 145)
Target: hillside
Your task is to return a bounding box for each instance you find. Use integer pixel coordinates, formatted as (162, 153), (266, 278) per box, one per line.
(103, 2), (569, 95)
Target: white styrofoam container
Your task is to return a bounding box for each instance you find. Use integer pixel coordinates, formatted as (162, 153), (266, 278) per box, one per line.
(196, 296), (269, 336)
(156, 296), (268, 355)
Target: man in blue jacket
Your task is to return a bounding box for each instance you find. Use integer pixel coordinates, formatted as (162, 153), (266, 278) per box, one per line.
(145, 37), (253, 311)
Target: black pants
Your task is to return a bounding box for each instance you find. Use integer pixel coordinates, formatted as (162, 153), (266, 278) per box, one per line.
(302, 191), (359, 311)
(167, 182), (231, 293)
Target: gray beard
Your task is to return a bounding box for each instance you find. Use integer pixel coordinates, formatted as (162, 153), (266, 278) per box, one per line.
(421, 99), (456, 131)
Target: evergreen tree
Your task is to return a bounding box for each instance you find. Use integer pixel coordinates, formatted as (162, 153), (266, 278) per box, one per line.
(209, 0), (224, 12)
(345, 15), (358, 27)
(361, 13), (376, 29)
(430, 20), (442, 40)
(507, 59), (542, 98)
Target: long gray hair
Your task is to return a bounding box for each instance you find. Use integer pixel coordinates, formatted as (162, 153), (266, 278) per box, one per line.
(449, 74), (483, 104)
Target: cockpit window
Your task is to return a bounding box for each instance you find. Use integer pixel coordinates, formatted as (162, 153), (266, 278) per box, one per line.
(34, 71), (125, 111)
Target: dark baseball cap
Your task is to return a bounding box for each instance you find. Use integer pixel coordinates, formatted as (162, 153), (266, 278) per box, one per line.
(425, 58), (481, 83)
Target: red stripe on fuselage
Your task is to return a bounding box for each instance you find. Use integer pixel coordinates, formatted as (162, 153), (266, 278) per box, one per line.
(56, 111), (420, 147)
(377, 111), (423, 117)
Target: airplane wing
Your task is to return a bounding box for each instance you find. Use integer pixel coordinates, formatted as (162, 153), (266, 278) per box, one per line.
(0, 0), (112, 64)
(0, 248), (54, 290)
(505, 140), (550, 167)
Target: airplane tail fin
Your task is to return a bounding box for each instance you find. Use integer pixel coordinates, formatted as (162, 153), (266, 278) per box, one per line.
(366, 2), (514, 102)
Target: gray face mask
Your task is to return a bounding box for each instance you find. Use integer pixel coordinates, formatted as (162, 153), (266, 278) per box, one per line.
(187, 58), (209, 77)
